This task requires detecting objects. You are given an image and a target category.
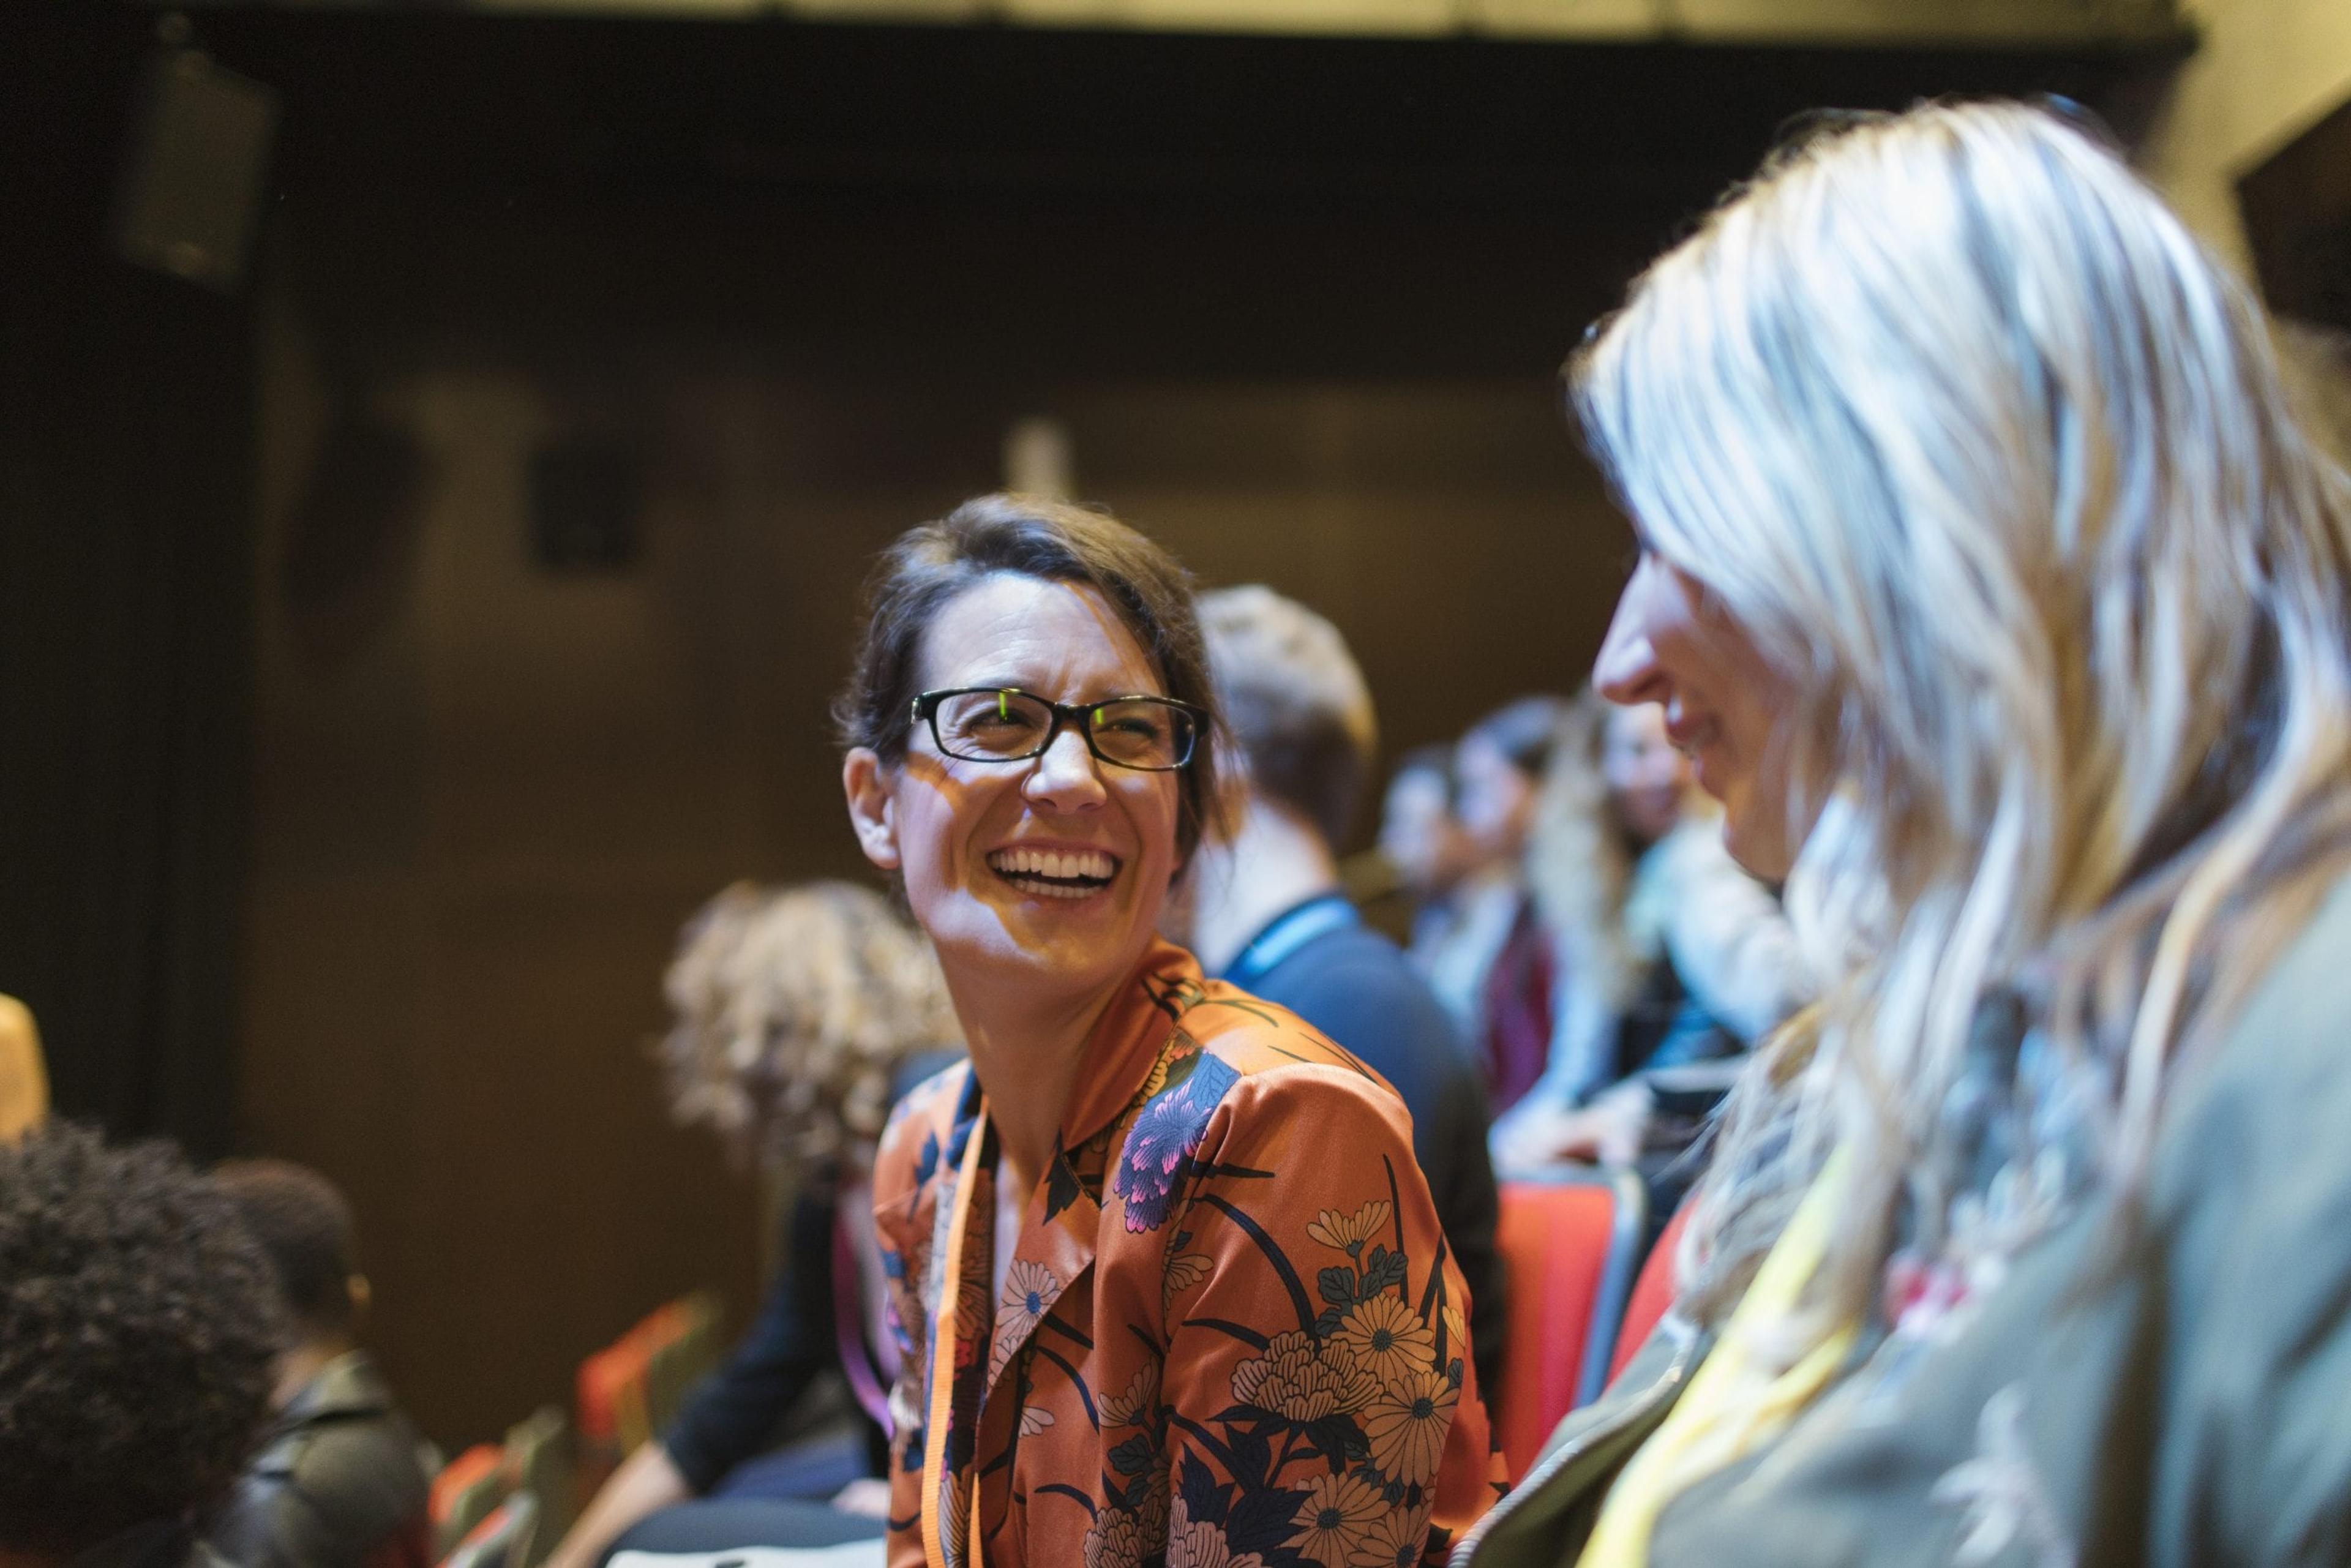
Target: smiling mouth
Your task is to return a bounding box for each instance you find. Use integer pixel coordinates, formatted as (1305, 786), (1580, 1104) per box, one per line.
(986, 846), (1120, 900)
(1664, 712), (1720, 756)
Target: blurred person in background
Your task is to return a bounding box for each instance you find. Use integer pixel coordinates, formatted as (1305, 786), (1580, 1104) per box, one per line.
(1177, 583), (1505, 1394)
(0, 995), (47, 1140)
(206, 1160), (432, 1568)
(1487, 693), (1805, 1176)
(1418, 696), (1569, 1115)
(1459, 101), (2351, 1568)
(542, 880), (961, 1568)
(1375, 746), (1478, 948)
(0, 1123), (279, 1568)
(838, 496), (1498, 1568)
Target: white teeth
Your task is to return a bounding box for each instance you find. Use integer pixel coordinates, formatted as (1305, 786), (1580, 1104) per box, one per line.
(986, 846), (1117, 892)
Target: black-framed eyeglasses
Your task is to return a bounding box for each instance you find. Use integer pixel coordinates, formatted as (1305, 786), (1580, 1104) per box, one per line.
(910, 687), (1204, 772)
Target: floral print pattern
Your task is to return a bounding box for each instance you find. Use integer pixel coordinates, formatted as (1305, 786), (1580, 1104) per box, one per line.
(1115, 1043), (1242, 1232)
(872, 940), (1501, 1568)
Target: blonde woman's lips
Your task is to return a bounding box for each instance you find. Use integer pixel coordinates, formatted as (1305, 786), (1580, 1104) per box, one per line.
(1664, 715), (1717, 754)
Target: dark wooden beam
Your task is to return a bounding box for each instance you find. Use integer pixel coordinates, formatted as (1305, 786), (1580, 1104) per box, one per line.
(2240, 96), (2351, 331)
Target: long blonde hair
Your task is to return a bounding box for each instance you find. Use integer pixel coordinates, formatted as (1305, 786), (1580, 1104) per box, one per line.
(1524, 691), (1645, 1026)
(1570, 101), (2351, 1337)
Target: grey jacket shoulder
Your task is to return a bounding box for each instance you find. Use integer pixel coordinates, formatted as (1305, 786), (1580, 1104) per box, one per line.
(2131, 872), (2351, 1565)
(1447, 1314), (1708, 1568)
(2159, 871), (2351, 1143)
(1460, 871), (2351, 1568)
(208, 1356), (431, 1568)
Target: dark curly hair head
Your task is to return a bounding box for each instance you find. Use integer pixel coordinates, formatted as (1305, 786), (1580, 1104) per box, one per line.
(0, 1122), (285, 1558)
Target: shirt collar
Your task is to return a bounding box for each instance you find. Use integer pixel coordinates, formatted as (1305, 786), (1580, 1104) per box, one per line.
(1218, 892), (1359, 989)
(1054, 937), (1207, 1155)
(277, 1350), (391, 1424)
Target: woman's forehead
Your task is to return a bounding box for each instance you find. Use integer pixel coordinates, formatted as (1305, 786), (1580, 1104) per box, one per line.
(919, 571), (1159, 693)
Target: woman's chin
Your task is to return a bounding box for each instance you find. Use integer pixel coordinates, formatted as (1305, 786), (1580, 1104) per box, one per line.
(927, 884), (1159, 992)
(1717, 792), (1795, 882)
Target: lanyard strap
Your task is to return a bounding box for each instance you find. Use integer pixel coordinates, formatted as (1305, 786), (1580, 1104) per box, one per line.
(832, 1204), (893, 1436)
(921, 1097), (991, 1568)
(1223, 894), (1359, 990)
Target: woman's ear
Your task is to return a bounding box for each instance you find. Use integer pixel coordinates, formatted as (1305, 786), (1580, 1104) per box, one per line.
(843, 748), (902, 871)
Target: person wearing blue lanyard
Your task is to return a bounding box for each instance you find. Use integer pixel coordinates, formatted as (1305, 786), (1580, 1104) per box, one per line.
(1179, 585), (1505, 1395)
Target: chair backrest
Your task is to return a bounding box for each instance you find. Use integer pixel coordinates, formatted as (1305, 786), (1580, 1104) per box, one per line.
(641, 1292), (724, 1437)
(430, 1444), (514, 1561)
(578, 1292), (726, 1490)
(576, 1332), (653, 1473)
(1490, 1165), (1647, 1482)
(1607, 1199), (1692, 1388)
(503, 1405), (575, 1567)
(439, 1491), (539, 1568)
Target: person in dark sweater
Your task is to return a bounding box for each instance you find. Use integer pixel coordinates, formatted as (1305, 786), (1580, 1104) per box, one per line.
(539, 883), (961, 1568)
(1180, 585), (1506, 1394)
(206, 1161), (431, 1568)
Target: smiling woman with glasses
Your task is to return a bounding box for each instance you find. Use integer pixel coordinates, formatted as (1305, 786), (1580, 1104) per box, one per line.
(832, 494), (1499, 1568)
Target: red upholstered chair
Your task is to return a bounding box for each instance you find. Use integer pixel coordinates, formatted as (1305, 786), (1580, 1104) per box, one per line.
(576, 1294), (727, 1496)
(575, 1320), (657, 1495)
(1608, 1200), (1693, 1388)
(438, 1491), (539, 1568)
(1490, 1166), (1648, 1481)
(503, 1405), (574, 1567)
(429, 1445), (513, 1561)
(576, 1337), (650, 1446)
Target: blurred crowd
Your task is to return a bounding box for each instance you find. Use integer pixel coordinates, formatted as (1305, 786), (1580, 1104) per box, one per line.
(1375, 691), (1806, 1180)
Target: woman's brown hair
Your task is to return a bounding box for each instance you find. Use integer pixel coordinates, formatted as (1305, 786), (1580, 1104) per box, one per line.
(834, 493), (1224, 865)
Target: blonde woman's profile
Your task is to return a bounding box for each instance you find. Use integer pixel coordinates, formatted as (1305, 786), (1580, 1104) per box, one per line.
(1460, 100), (2351, 1568)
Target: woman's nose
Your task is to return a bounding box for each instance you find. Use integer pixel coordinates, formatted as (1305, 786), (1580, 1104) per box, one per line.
(1024, 723), (1109, 811)
(1594, 569), (1668, 708)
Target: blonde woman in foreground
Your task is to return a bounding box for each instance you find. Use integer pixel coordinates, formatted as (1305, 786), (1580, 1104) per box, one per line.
(1458, 102), (2351, 1568)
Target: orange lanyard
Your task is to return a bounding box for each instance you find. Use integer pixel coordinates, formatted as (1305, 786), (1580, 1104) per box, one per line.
(921, 1095), (990, 1568)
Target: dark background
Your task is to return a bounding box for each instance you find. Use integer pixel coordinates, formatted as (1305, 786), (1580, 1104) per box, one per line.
(0, 2), (2190, 1447)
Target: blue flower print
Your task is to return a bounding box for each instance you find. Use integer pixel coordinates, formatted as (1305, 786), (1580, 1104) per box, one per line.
(1116, 1046), (1240, 1233)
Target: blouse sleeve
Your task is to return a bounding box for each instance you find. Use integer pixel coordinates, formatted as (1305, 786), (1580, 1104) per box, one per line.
(1156, 1067), (1502, 1568)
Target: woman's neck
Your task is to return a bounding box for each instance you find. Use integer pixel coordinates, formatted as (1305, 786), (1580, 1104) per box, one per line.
(943, 969), (1123, 1196)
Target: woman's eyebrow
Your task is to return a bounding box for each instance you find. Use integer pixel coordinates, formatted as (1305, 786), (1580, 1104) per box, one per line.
(956, 680), (1170, 705)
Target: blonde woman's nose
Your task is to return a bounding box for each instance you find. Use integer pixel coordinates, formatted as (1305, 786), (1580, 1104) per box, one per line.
(1594, 592), (1667, 708)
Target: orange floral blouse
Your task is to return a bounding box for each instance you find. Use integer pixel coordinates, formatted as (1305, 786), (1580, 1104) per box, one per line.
(872, 940), (1503, 1568)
